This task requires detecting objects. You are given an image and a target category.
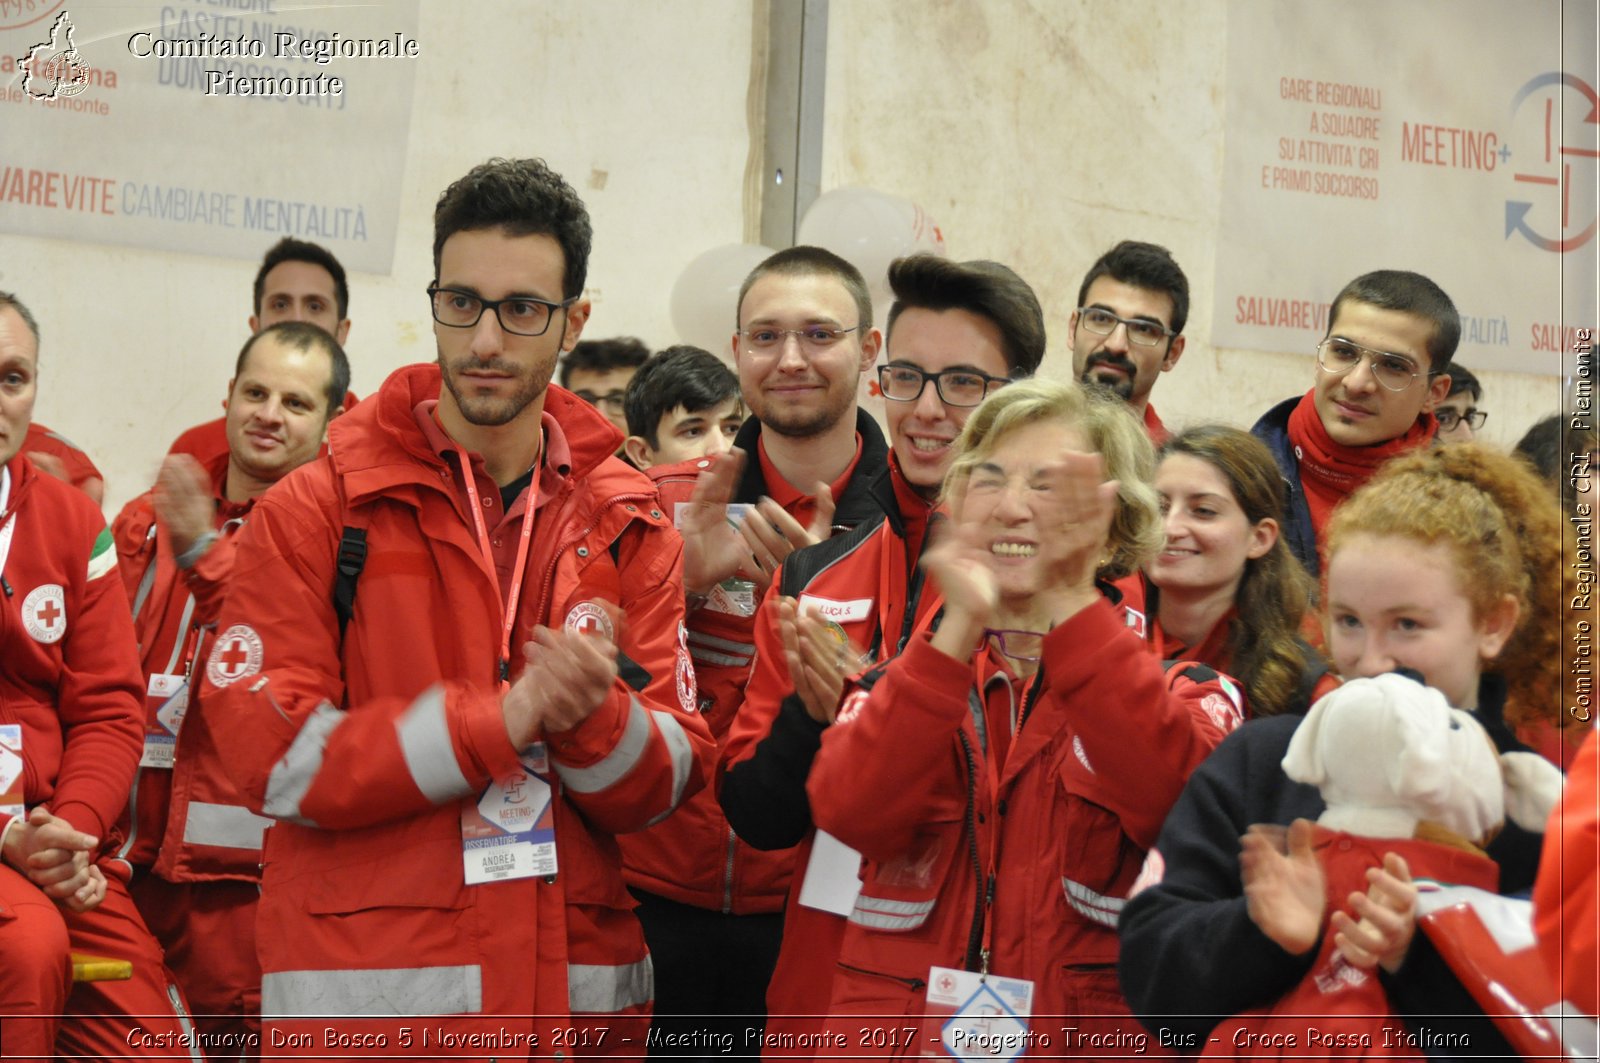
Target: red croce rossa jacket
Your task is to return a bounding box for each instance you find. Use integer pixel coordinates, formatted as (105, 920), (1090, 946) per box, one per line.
(807, 593), (1245, 1055)
(200, 364), (715, 1054)
(110, 451), (270, 882)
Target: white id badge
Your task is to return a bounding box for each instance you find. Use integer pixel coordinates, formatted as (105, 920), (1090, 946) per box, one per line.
(921, 966), (1035, 1062)
(140, 673), (189, 769)
(462, 744), (557, 885)
(798, 829), (864, 915)
(0, 724), (23, 819)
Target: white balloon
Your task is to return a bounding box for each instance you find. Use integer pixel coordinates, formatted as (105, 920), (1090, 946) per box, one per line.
(797, 187), (946, 321)
(669, 243), (777, 357)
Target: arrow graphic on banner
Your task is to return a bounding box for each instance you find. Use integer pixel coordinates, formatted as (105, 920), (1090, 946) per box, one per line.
(1505, 201), (1598, 251)
(1510, 72), (1600, 123)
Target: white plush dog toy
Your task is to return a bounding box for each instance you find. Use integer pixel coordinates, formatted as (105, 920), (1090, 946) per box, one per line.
(1281, 672), (1563, 844)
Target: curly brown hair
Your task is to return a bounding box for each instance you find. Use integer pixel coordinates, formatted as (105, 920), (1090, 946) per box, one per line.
(1326, 443), (1563, 728)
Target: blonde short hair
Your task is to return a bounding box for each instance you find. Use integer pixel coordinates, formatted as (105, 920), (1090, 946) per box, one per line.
(943, 379), (1161, 579)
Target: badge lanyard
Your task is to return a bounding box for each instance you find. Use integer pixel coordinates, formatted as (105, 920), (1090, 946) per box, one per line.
(455, 445), (539, 691)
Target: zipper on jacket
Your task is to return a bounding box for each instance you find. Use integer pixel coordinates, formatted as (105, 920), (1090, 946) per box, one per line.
(721, 827), (737, 914)
(836, 962), (928, 991)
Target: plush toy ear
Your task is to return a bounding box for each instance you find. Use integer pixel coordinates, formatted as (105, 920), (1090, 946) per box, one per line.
(1282, 688), (1337, 786)
(1500, 751), (1565, 832)
(1384, 677), (1456, 809)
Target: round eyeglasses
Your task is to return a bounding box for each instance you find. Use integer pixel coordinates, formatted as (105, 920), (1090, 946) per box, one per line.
(1315, 338), (1431, 392)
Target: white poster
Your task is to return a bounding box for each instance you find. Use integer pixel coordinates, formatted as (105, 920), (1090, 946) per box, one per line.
(1215, 0), (1597, 375)
(0, 0), (419, 272)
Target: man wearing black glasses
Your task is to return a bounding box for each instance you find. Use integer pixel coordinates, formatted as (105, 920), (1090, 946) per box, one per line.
(1252, 269), (1458, 578)
(559, 335), (649, 440)
(201, 158), (714, 1055)
(1067, 240), (1191, 444)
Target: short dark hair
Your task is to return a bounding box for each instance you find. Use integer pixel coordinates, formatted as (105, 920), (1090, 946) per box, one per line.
(885, 256), (1046, 378)
(736, 246), (872, 332)
(234, 321), (351, 416)
(1076, 241), (1190, 336)
(254, 238), (349, 320)
(0, 290), (39, 349)
(624, 346), (741, 448)
(559, 337), (650, 389)
(1326, 270), (1460, 374)
(432, 158), (592, 301)
(1444, 361), (1481, 401)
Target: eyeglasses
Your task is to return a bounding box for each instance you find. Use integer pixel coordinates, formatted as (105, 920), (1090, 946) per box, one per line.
(427, 285), (574, 338)
(1315, 338), (1432, 392)
(575, 390), (627, 415)
(737, 325), (859, 352)
(983, 628), (1045, 663)
(877, 364), (1010, 408)
(1075, 307), (1175, 347)
(1435, 407), (1487, 431)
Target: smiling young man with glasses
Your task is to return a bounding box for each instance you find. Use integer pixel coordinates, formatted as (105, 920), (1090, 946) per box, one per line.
(1251, 269), (1459, 577)
(1068, 240), (1191, 444)
(622, 245), (891, 1055)
(716, 254), (1046, 1054)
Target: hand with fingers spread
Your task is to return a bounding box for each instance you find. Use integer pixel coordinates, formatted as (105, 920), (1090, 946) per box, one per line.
(502, 626), (620, 749)
(778, 596), (864, 724)
(1331, 851), (1417, 973)
(1240, 818), (1326, 956)
(921, 519), (999, 662)
(735, 487), (835, 591)
(152, 453), (217, 558)
(678, 449), (758, 594)
(1031, 450), (1119, 608)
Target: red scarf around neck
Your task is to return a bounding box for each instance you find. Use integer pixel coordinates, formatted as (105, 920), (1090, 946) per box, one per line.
(1287, 388), (1436, 540)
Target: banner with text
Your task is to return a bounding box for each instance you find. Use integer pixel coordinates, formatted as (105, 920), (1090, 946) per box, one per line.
(1216, 0), (1597, 375)
(0, 0), (418, 273)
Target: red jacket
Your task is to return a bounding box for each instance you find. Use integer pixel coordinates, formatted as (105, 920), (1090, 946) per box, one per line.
(200, 365), (714, 1045)
(1536, 728), (1599, 1016)
(619, 412), (889, 916)
(807, 595), (1244, 1037)
(109, 452), (270, 881)
(0, 455), (141, 849)
(714, 458), (935, 1047)
(1205, 829), (1498, 1058)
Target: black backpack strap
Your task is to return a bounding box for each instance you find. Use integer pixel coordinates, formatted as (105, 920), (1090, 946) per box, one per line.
(329, 469), (369, 642)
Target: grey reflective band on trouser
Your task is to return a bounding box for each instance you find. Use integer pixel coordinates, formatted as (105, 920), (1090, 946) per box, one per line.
(553, 696), (651, 793)
(1063, 877), (1124, 928)
(264, 701), (344, 824)
(849, 894), (934, 930)
(166, 981), (205, 1061)
(182, 801), (272, 850)
(395, 684), (474, 805)
(568, 959), (653, 1014)
(262, 965), (484, 1016)
(644, 710), (695, 826)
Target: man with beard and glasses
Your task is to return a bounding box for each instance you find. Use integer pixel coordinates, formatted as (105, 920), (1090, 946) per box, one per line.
(620, 246), (889, 1055)
(200, 158), (714, 1057)
(1067, 240), (1190, 445)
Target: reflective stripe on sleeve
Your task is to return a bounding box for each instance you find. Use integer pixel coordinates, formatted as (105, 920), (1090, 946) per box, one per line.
(262, 965), (484, 1017)
(849, 894), (935, 931)
(644, 710), (695, 826)
(394, 684), (474, 805)
(182, 801), (272, 850)
(568, 959), (653, 1014)
(553, 695), (650, 794)
(263, 701), (344, 824)
(1063, 877), (1125, 928)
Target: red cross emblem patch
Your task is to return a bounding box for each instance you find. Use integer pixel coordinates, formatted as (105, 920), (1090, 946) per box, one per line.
(564, 600), (615, 641)
(21, 584), (66, 644)
(206, 625), (264, 688)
